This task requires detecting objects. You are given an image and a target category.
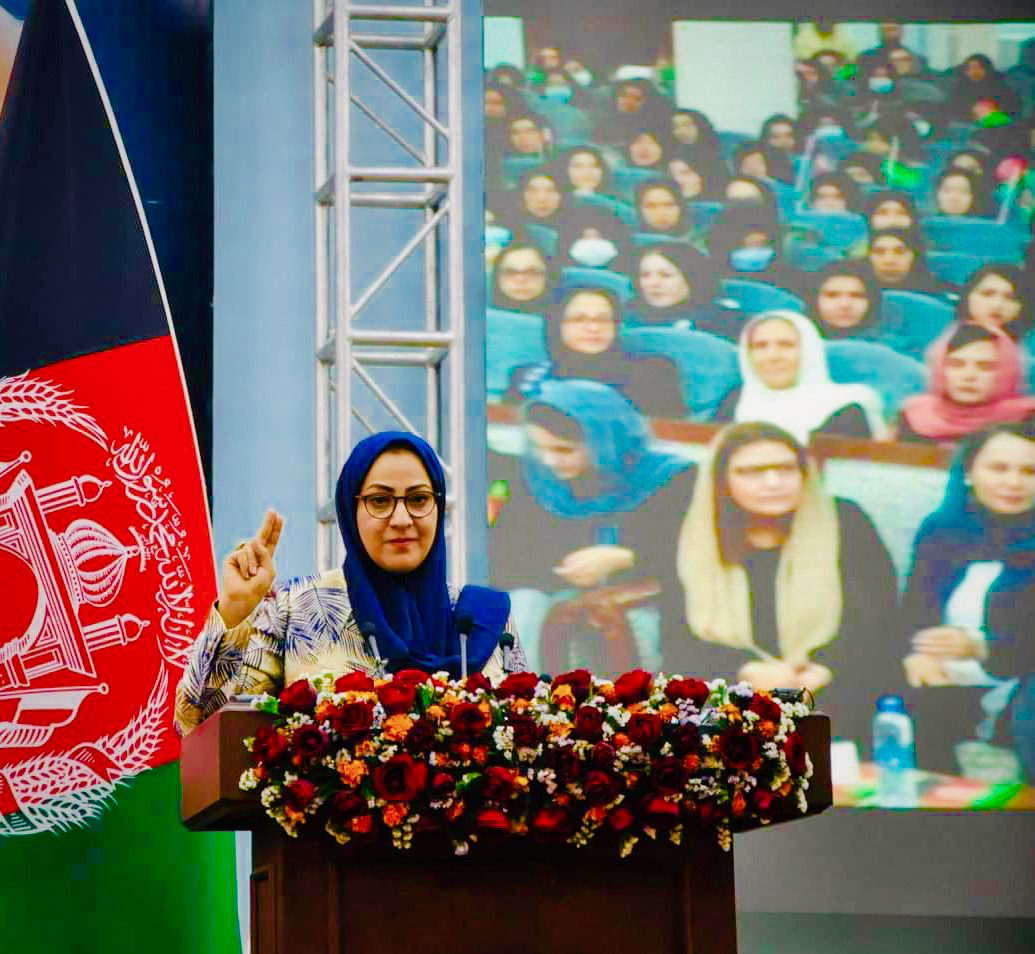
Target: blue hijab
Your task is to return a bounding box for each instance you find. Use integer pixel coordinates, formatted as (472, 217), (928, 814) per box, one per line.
(520, 379), (693, 519)
(335, 432), (510, 677)
(910, 440), (1035, 609)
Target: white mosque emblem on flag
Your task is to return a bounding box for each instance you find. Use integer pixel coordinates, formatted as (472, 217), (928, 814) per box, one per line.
(0, 372), (194, 836)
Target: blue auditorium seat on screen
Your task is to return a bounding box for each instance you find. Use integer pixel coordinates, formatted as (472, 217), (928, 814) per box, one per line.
(717, 130), (752, 159)
(485, 308), (547, 400)
(826, 339), (927, 421)
(613, 165), (663, 202)
(630, 232), (689, 248)
(620, 326), (739, 419)
(524, 223), (559, 257)
(879, 289), (956, 361)
(786, 242), (842, 272)
(927, 250), (985, 287)
(790, 210), (868, 250)
(501, 154), (542, 187)
(559, 266), (636, 302)
(718, 278), (804, 315)
(524, 98), (592, 142)
(689, 200), (725, 232)
(920, 216), (1028, 262)
(573, 192), (638, 226)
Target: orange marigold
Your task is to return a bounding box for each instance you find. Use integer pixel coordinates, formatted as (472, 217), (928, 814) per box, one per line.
(354, 739), (378, 758)
(683, 754), (701, 773)
(350, 815), (373, 834)
(425, 704), (446, 722)
(446, 799), (465, 822)
(551, 685), (576, 710)
(337, 759), (368, 788)
(721, 704), (743, 722)
(549, 722), (573, 740)
(613, 732), (631, 748)
(382, 803), (408, 828)
(473, 745), (489, 765)
(758, 720), (777, 738)
(598, 683), (617, 703)
(586, 805), (608, 824)
(382, 713), (414, 741)
(731, 792), (747, 816)
(659, 703), (678, 720)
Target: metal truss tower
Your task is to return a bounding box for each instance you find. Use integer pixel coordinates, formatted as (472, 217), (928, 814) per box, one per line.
(313, 0), (472, 580)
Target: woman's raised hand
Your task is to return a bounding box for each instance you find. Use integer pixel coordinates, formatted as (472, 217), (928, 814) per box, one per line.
(217, 509), (284, 629)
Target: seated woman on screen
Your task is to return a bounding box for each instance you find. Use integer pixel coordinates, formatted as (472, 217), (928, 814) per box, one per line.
(488, 379), (696, 673)
(900, 422), (1035, 781)
(175, 433), (526, 735)
(677, 422), (899, 750)
(712, 310), (888, 442)
(634, 179), (695, 241)
(954, 264), (1033, 343)
(806, 260), (884, 342)
(504, 287), (685, 418)
(626, 242), (731, 335)
(864, 226), (942, 294)
(897, 325), (1035, 447)
(491, 242), (554, 317)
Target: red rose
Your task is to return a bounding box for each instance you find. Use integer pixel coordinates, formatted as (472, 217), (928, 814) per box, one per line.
(327, 700), (374, 738)
(613, 669), (653, 705)
(429, 771), (456, 799)
(626, 712), (663, 748)
(330, 790), (367, 819)
(278, 678), (317, 715)
(377, 682), (417, 715)
(507, 713), (541, 748)
(608, 805), (636, 832)
(591, 741), (617, 770)
(283, 778), (317, 813)
(552, 669), (593, 703)
(406, 717), (437, 753)
(334, 671), (375, 693)
(465, 673), (492, 694)
(449, 701), (491, 738)
(372, 754), (429, 802)
(547, 746), (581, 783)
(530, 805), (574, 842)
(717, 728), (761, 771)
(393, 669), (431, 688)
(697, 799), (722, 826)
(752, 788), (776, 814)
(252, 725), (289, 766)
(482, 766), (518, 801)
(583, 770), (621, 807)
(748, 693), (783, 724)
(474, 807), (511, 840)
(497, 672), (540, 699)
(664, 677), (710, 708)
(643, 795), (681, 831)
(291, 724), (329, 764)
(667, 723), (702, 755)
(783, 732), (808, 776)
(573, 705), (605, 742)
(651, 755), (688, 795)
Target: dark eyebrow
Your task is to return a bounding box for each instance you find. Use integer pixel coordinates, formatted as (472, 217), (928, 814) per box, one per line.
(361, 482), (434, 493)
(407, 484), (434, 492)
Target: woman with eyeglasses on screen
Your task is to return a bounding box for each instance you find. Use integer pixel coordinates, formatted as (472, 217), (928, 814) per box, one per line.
(175, 433), (526, 735)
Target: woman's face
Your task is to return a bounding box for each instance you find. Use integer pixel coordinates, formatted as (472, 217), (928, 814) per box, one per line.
(817, 275), (870, 329)
(725, 440), (805, 519)
(748, 319), (801, 390)
(525, 423), (591, 480)
(484, 89), (506, 119)
(639, 187), (681, 230)
(889, 48), (915, 76)
(672, 113), (699, 144)
(969, 432), (1035, 515)
(869, 236), (915, 283)
(629, 132), (663, 167)
(509, 118), (544, 154)
(356, 449), (439, 573)
(726, 179), (764, 203)
(616, 84), (645, 114)
(538, 46), (561, 70)
(943, 340), (999, 405)
(668, 159), (703, 198)
(639, 253), (692, 308)
(739, 151), (769, 179)
(862, 131), (891, 156)
(497, 248), (547, 302)
(964, 58), (987, 82)
(567, 151), (604, 192)
(559, 291), (617, 354)
(967, 273), (1023, 329)
(936, 174), (974, 216)
(843, 164), (876, 185)
(766, 121), (795, 153)
(813, 183), (847, 212)
(523, 175), (561, 218)
(871, 199), (913, 230)
(951, 153), (984, 176)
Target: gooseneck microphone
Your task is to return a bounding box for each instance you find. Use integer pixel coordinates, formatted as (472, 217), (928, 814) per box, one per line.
(498, 632), (515, 673)
(360, 622), (386, 679)
(456, 614), (474, 681)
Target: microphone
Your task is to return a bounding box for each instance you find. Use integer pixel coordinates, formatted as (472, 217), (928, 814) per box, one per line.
(456, 614), (474, 681)
(360, 622), (386, 679)
(498, 632), (515, 673)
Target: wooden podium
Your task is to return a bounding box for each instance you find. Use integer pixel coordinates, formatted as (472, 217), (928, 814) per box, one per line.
(181, 703), (832, 954)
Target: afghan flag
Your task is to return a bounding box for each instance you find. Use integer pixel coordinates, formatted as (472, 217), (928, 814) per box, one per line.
(0, 2), (239, 950)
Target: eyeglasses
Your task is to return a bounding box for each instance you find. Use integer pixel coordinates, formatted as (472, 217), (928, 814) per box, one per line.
(562, 314), (616, 327)
(356, 491), (440, 520)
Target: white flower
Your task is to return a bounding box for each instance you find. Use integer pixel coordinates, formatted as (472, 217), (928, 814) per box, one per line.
(239, 769), (259, 791)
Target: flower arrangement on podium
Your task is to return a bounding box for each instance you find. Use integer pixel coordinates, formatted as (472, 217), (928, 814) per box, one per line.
(239, 668), (814, 856)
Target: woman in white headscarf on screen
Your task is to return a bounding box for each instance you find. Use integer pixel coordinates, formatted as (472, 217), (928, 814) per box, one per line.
(712, 309), (888, 443)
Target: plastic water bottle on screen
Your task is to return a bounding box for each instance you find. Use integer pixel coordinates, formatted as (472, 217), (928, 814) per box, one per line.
(872, 694), (919, 809)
